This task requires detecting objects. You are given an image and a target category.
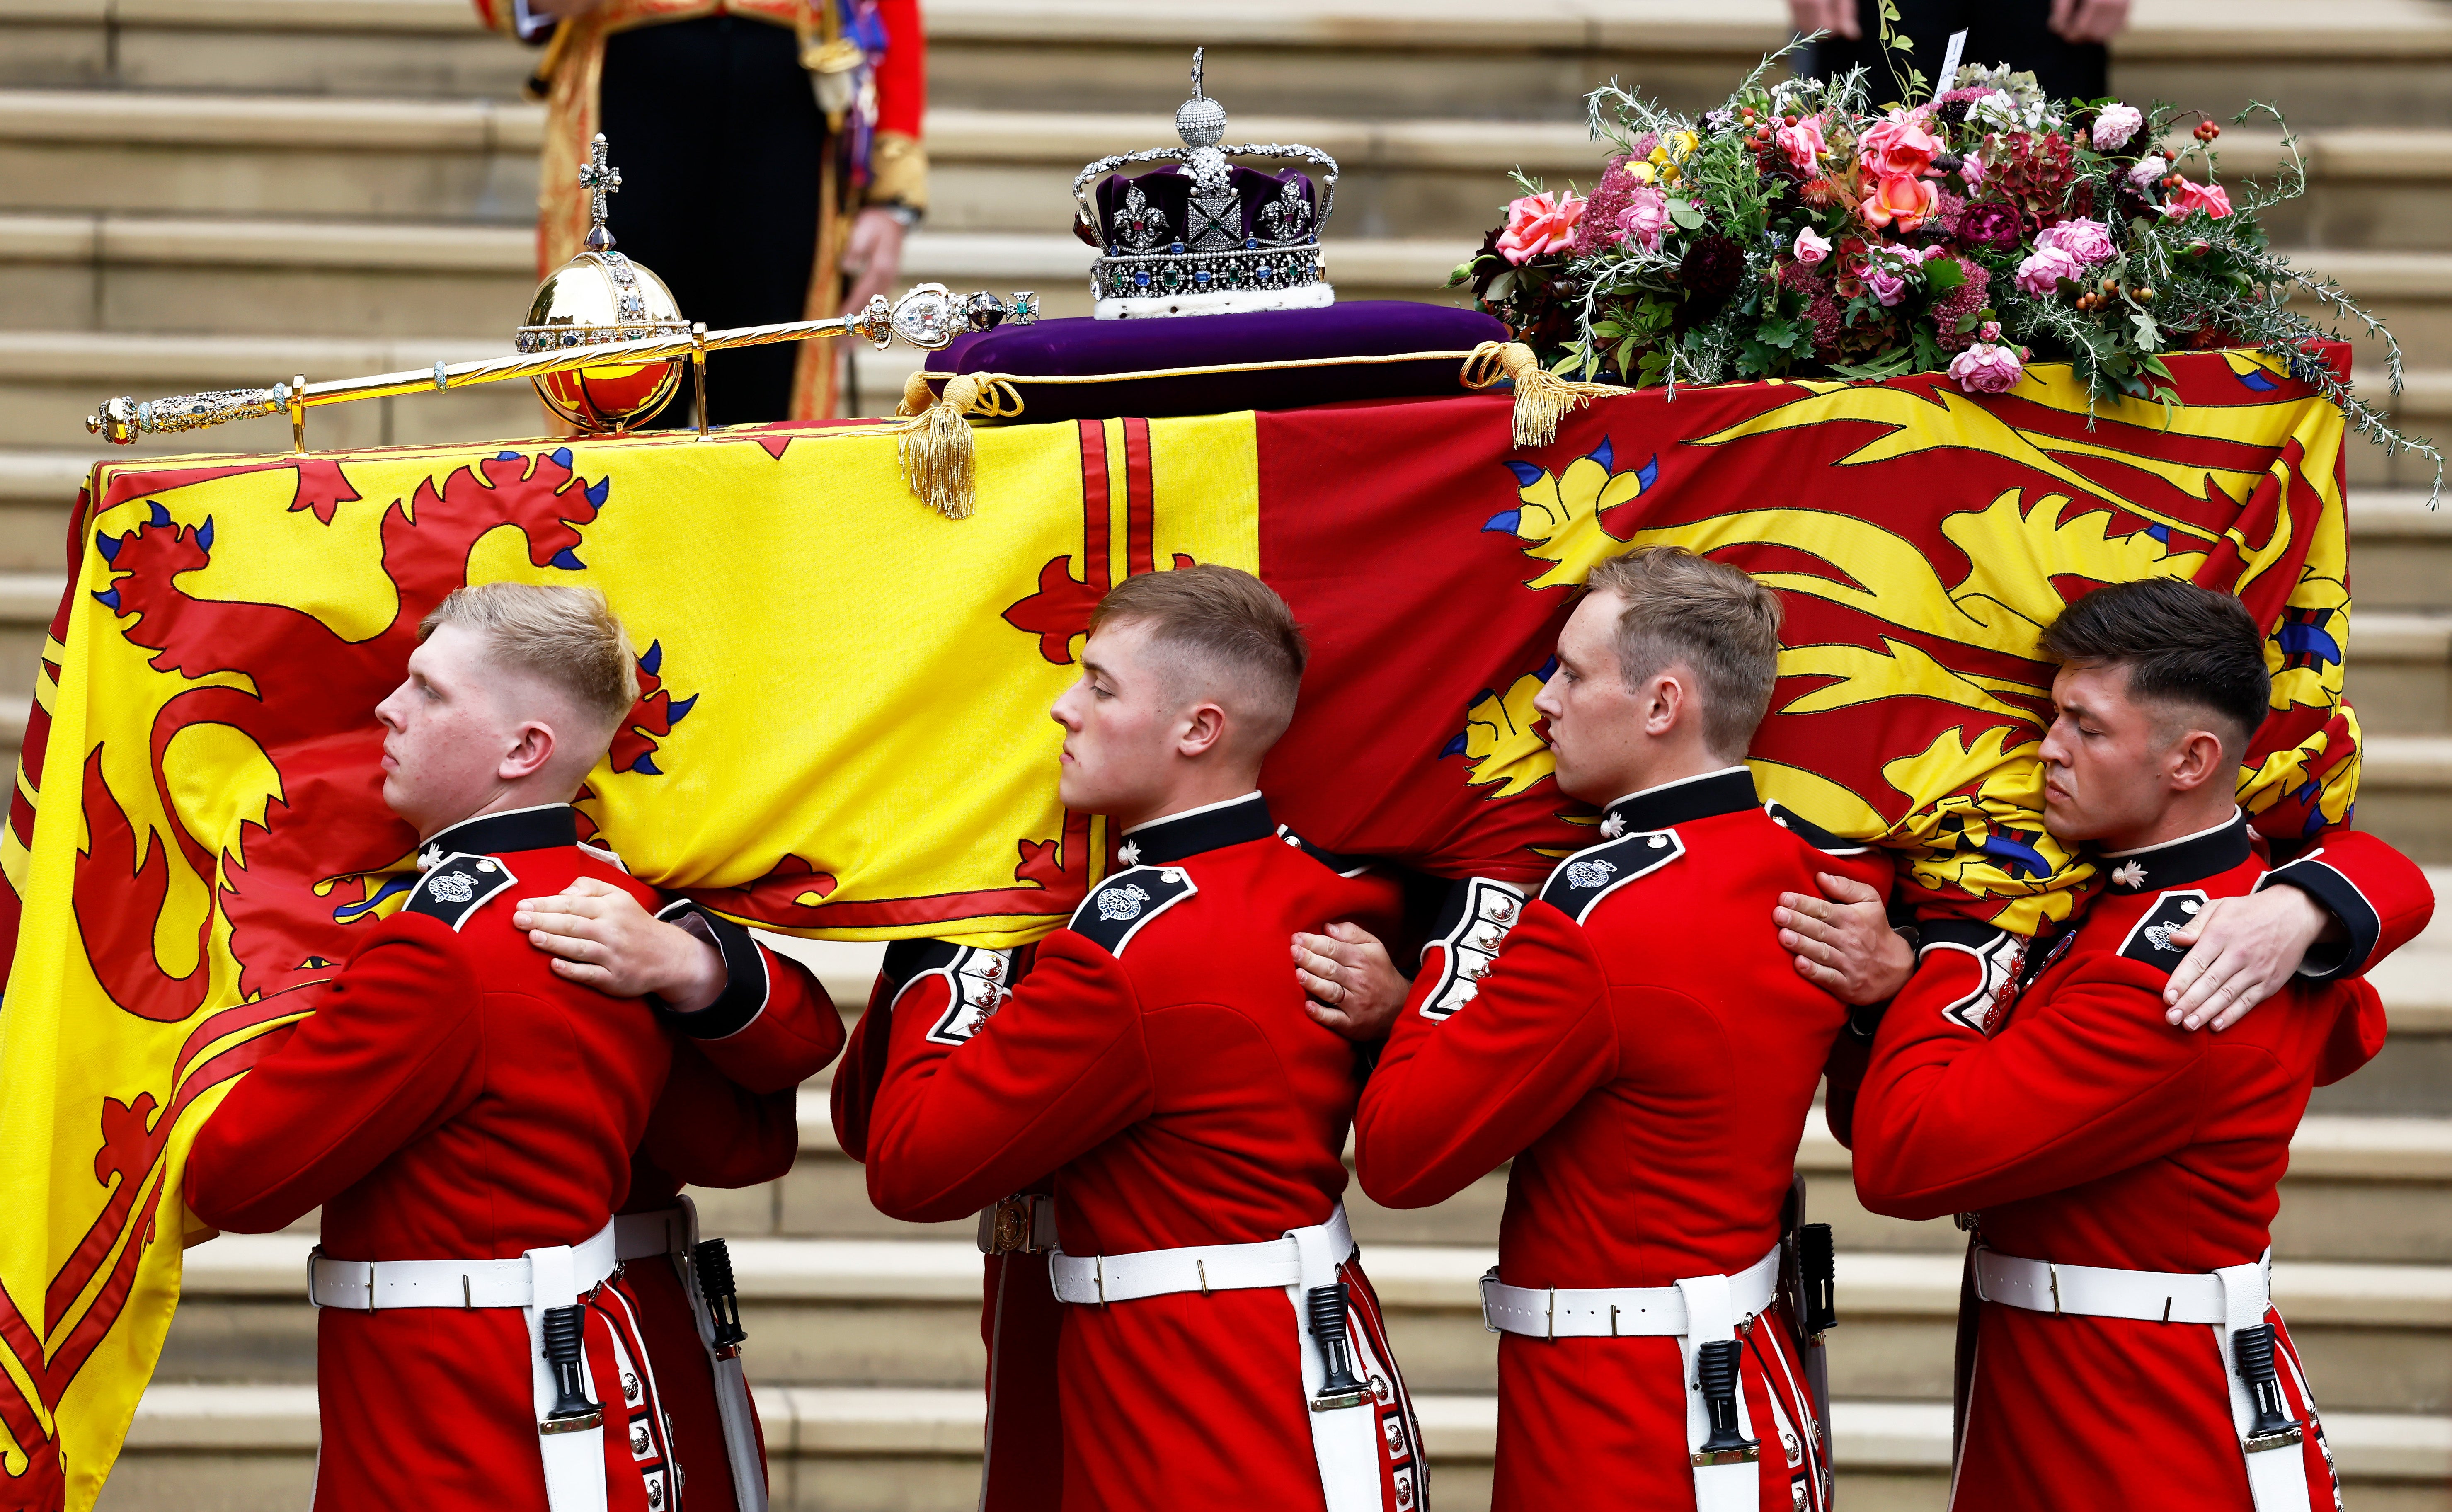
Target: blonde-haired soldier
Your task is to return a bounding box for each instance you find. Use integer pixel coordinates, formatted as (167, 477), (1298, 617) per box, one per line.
(186, 581), (841, 1512)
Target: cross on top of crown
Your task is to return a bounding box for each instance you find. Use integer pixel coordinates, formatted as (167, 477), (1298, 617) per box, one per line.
(1190, 46), (1204, 99)
(579, 133), (623, 251)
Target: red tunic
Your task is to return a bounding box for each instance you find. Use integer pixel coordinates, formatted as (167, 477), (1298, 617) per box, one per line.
(614, 904), (846, 1512)
(1849, 812), (2431, 1512)
(861, 794), (1422, 1512)
(1354, 768), (1892, 1512)
(835, 946), (1066, 1512)
(185, 803), (674, 1512)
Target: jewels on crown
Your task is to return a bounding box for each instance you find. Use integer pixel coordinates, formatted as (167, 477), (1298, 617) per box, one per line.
(1071, 48), (1340, 319)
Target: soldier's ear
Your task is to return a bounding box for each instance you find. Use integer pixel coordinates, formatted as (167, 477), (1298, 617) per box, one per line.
(497, 718), (560, 782)
(1175, 700), (1229, 760)
(2165, 727), (2228, 793)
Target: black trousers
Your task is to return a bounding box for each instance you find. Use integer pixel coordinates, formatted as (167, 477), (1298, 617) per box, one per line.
(1805, 0), (2109, 106)
(598, 15), (827, 426)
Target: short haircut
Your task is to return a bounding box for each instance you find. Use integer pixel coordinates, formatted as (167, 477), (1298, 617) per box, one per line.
(2038, 579), (2270, 756)
(419, 582), (640, 732)
(1584, 546), (1783, 759)
(1088, 565), (1308, 749)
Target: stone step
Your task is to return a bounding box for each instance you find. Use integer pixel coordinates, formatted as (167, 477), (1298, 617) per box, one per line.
(0, 211), (1472, 339)
(109, 1354), (2452, 1512)
(163, 1231), (2452, 1418)
(16, 87), (2452, 254)
(17, 0), (2452, 129)
(2355, 491), (2452, 610)
(2347, 611), (2452, 735)
(2358, 734), (2452, 862)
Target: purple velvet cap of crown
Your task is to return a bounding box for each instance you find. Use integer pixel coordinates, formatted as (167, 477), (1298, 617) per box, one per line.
(1094, 162), (1319, 250)
(929, 302), (1508, 422)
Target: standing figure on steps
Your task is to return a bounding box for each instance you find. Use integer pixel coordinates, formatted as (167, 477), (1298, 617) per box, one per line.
(473, 0), (928, 424)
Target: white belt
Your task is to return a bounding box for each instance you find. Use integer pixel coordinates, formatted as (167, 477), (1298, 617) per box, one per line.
(1479, 1243), (1782, 1339)
(616, 1202), (769, 1512)
(1485, 1244), (1782, 1512)
(1048, 1204), (1354, 1306)
(1050, 1204), (1383, 1512)
(615, 1208), (691, 1263)
(307, 1218), (619, 1311)
(1975, 1245), (2312, 1512)
(1973, 1245), (2229, 1324)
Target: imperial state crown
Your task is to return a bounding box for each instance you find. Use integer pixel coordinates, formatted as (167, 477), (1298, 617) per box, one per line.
(1072, 49), (1339, 319)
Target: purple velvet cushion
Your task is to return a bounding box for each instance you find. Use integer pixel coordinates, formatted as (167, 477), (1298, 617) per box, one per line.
(928, 302), (1507, 423)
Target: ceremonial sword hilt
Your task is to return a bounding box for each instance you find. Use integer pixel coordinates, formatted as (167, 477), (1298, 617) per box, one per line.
(693, 1237), (748, 1354)
(539, 1304), (604, 1432)
(1693, 1339), (1761, 1466)
(1305, 1282), (1371, 1411)
(2232, 1323), (2303, 1450)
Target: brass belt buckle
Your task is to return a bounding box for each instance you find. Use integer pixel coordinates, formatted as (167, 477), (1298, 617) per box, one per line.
(984, 1195), (1047, 1255)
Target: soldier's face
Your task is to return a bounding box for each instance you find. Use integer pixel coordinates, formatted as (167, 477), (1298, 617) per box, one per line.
(375, 625), (528, 839)
(1533, 591), (1652, 805)
(2037, 662), (2176, 849)
(1052, 620), (1179, 824)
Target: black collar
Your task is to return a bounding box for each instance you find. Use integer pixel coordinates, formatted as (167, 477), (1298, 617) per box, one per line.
(1117, 792), (1275, 868)
(422, 804), (579, 863)
(2098, 810), (2251, 895)
(1602, 767), (1759, 836)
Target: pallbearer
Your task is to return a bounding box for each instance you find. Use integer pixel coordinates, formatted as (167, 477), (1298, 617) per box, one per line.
(1849, 580), (2434, 1512)
(1348, 547), (1894, 1512)
(857, 567), (1428, 1512)
(185, 584), (678, 1512)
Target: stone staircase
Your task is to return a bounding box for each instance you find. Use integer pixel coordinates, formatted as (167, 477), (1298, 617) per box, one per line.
(0, 1), (2439, 1507)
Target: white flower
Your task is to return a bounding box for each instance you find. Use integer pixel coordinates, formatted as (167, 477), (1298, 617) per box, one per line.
(2091, 103), (2143, 151)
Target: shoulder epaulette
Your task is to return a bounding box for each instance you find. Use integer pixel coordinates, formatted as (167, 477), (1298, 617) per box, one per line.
(1417, 877), (1528, 1021)
(1764, 801), (1871, 856)
(402, 852), (517, 932)
(1066, 865), (1197, 956)
(1274, 824), (1371, 878)
(1538, 830), (1685, 925)
(1917, 917), (2024, 1035)
(2117, 890), (2210, 976)
(872, 942), (1015, 1046)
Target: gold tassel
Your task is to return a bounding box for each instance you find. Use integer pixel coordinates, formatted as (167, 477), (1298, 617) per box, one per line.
(892, 372), (1025, 520)
(1460, 341), (1632, 449)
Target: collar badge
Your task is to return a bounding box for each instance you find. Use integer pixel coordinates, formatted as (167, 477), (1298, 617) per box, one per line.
(1597, 812), (1626, 840)
(1117, 840), (1142, 867)
(2111, 861), (2147, 889)
(417, 845), (443, 873)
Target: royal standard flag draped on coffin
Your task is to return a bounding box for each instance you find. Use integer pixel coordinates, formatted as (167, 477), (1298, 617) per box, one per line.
(0, 346), (2356, 1505)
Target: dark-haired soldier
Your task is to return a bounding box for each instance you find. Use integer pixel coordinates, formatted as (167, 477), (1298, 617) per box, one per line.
(1850, 579), (2433, 1512)
(857, 565), (1428, 1512)
(1347, 547), (1892, 1512)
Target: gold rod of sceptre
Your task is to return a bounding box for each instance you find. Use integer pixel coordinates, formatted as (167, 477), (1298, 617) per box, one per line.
(85, 283), (1038, 448)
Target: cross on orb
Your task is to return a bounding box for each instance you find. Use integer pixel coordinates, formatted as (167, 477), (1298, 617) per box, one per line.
(580, 133), (623, 251)
(1190, 46), (1204, 100)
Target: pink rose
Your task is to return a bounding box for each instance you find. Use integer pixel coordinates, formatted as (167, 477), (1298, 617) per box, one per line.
(1857, 108), (1943, 179)
(2091, 103), (2143, 152)
(1496, 191), (1586, 264)
(1793, 225), (1832, 265)
(1949, 341), (2026, 394)
(2159, 179), (2234, 220)
(1958, 153), (1986, 189)
(1865, 268), (1907, 307)
(1777, 114), (1828, 174)
(2034, 216), (2116, 266)
(1861, 172), (1938, 233)
(2015, 245), (2086, 296)
(1617, 185), (1671, 252)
